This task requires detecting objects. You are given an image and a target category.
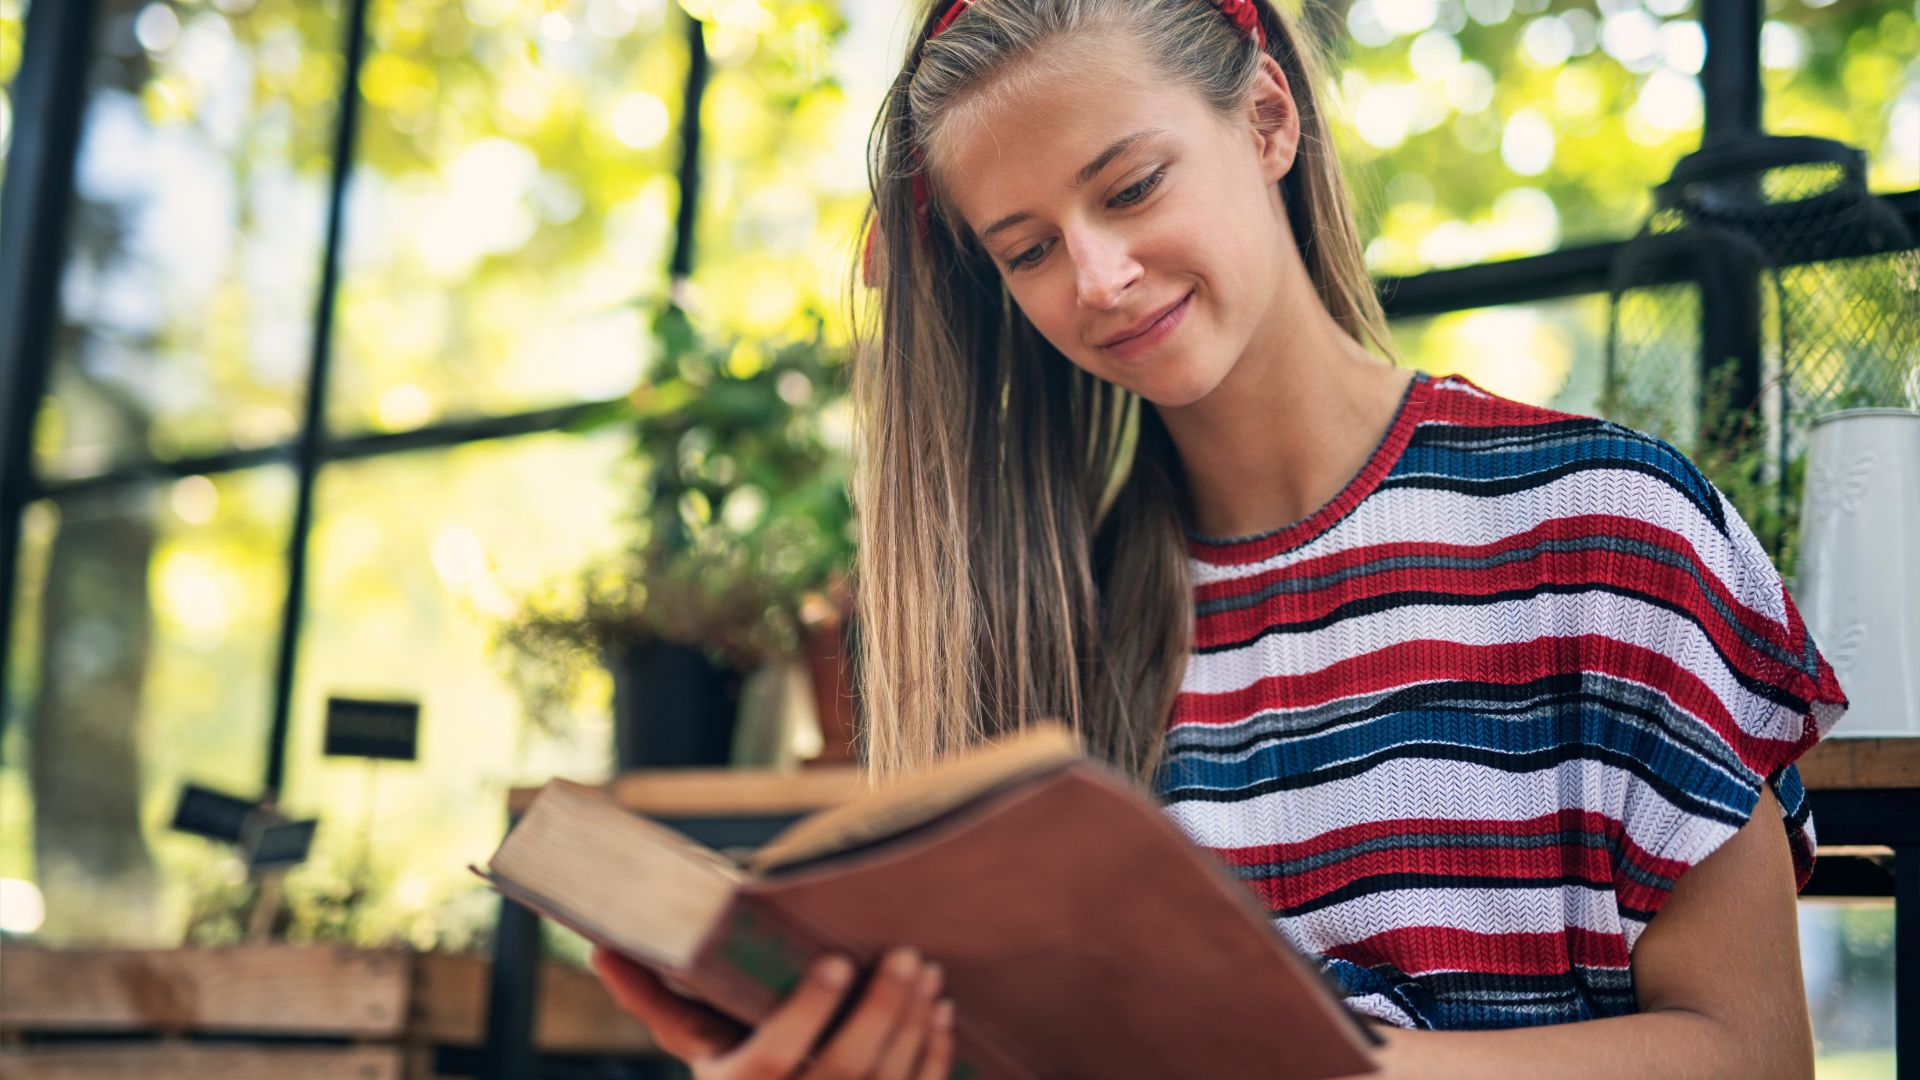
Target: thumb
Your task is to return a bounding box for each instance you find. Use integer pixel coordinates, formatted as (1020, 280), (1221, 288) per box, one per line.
(590, 946), (748, 1061)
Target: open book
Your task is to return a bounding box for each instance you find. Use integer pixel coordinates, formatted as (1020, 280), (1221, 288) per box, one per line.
(475, 724), (1379, 1079)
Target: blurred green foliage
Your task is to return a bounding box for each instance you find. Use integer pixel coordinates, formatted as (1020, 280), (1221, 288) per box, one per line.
(494, 296), (854, 734)
(0, 0), (1910, 1000)
(0, 1), (22, 194)
(1331, 0), (1916, 279)
(1605, 361), (1811, 572)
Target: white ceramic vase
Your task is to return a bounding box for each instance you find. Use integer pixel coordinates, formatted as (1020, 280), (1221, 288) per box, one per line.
(1793, 407), (1920, 737)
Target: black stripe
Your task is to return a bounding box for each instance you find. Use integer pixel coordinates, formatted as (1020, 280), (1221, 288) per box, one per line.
(1195, 580), (1813, 715)
(1418, 970), (1632, 995)
(1270, 871), (1617, 916)
(1409, 418), (1611, 447)
(1377, 457), (1728, 534)
(1159, 739), (1749, 830)
(1230, 824), (1645, 889)
(1163, 674), (1748, 782)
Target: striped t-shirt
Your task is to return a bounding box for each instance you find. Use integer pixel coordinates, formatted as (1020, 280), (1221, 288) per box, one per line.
(1151, 371), (1848, 1030)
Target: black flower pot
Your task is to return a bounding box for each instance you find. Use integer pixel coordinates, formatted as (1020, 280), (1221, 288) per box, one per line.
(607, 640), (746, 769)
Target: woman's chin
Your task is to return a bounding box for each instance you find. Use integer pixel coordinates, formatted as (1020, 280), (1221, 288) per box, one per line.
(1126, 367), (1230, 411)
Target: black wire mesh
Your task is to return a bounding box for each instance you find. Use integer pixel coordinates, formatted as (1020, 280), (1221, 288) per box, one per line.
(1605, 134), (1920, 559)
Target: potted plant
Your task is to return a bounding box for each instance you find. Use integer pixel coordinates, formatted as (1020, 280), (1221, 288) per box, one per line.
(495, 297), (858, 769)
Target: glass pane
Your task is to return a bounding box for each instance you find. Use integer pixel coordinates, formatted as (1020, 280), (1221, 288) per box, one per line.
(1801, 899), (1897, 1077)
(1625, 280), (1710, 431)
(33, 0), (346, 480)
(1388, 292), (1610, 413)
(326, 0), (689, 436)
(1339, 0), (1706, 277)
(685, 0), (866, 343)
(0, 469), (293, 945)
(0, 0), (26, 195)
(276, 430), (629, 947)
(1764, 0), (1918, 192)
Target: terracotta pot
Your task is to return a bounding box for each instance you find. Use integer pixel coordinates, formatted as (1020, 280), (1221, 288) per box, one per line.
(801, 592), (860, 767)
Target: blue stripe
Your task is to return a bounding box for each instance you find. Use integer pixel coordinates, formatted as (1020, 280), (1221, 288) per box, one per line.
(1390, 428), (1718, 519)
(1323, 957), (1638, 1029)
(1160, 705), (1759, 817)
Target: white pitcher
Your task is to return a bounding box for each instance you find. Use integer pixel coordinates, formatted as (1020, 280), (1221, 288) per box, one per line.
(1793, 407), (1920, 737)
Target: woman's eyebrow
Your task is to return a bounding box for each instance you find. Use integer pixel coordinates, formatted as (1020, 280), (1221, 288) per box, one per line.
(1071, 127), (1168, 188)
(978, 127), (1169, 244)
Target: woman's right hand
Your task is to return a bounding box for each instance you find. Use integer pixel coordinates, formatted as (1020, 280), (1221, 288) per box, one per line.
(590, 944), (957, 1080)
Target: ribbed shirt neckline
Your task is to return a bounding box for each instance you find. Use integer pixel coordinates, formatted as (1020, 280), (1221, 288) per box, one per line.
(1186, 370), (1434, 561)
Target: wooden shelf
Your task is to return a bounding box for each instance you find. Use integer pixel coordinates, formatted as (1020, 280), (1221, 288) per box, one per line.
(1798, 737), (1920, 791)
(508, 738), (1920, 820)
(0, 945), (659, 1078)
(509, 763), (865, 818)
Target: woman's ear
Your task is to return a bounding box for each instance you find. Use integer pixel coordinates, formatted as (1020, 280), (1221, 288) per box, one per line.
(1245, 52), (1300, 185)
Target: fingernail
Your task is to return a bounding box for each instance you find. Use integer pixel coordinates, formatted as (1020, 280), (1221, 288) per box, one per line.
(919, 962), (943, 998)
(815, 955), (851, 988)
(887, 946), (921, 979)
(934, 999), (955, 1029)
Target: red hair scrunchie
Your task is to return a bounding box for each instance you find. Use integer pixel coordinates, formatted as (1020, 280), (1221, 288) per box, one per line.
(861, 0), (1265, 287)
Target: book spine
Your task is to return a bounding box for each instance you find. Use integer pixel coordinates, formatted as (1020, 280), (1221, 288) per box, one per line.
(680, 896), (1030, 1080)
(676, 893), (817, 1022)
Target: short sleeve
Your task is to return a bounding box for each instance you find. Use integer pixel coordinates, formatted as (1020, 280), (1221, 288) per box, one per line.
(1618, 472), (1849, 939)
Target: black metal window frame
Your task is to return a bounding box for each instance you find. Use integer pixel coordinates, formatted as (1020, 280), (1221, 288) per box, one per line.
(0, 0), (709, 798)
(0, 0), (1916, 796)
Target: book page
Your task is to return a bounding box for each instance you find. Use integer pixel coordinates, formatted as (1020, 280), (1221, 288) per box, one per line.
(488, 780), (742, 967)
(746, 723), (1085, 875)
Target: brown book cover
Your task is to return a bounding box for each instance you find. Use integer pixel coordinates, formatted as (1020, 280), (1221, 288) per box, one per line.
(475, 725), (1379, 1079)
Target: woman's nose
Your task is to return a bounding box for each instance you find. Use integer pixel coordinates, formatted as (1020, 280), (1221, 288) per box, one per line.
(1071, 230), (1142, 310)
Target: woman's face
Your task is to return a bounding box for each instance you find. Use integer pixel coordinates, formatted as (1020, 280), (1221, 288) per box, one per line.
(931, 36), (1299, 408)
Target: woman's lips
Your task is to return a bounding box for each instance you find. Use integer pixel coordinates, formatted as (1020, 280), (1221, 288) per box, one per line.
(1103, 290), (1193, 360)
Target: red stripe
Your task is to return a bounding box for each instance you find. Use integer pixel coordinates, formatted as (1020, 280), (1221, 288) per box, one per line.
(1323, 925), (1630, 976)
(1172, 635), (1808, 774)
(1190, 375), (1596, 566)
(1196, 515), (1676, 606)
(1189, 379), (1433, 567)
(1425, 376), (1583, 427)
(1243, 838), (1624, 910)
(1214, 809), (1618, 863)
(1210, 809), (1690, 885)
(1193, 516), (1800, 691)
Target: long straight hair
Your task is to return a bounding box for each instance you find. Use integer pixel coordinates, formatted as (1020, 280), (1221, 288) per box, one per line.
(846, 0), (1398, 787)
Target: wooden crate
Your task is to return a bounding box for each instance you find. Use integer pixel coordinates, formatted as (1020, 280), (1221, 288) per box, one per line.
(407, 951), (656, 1057)
(0, 945), (407, 1079)
(0, 1046), (403, 1080)
(0, 945), (661, 1078)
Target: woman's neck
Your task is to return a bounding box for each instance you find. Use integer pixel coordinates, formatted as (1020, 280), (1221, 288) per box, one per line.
(1156, 298), (1413, 541)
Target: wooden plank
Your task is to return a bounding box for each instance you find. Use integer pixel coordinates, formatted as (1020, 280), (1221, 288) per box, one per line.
(519, 740), (1920, 821)
(1800, 738), (1920, 791)
(0, 946), (410, 1038)
(0, 1044), (402, 1080)
(1818, 845), (1896, 859)
(508, 764), (864, 818)
(409, 952), (658, 1055)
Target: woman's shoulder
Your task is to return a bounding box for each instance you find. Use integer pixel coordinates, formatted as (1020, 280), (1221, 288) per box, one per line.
(1407, 372), (1736, 546)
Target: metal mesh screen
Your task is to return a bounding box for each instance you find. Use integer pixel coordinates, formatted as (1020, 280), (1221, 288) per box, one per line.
(1605, 135), (1920, 559)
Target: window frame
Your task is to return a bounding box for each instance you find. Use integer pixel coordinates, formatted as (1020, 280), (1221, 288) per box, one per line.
(0, 0), (1915, 802)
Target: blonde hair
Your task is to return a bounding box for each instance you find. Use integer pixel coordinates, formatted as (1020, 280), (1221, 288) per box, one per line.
(847, 0), (1397, 787)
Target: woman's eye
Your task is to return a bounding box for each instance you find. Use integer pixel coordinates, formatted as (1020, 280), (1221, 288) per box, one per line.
(1007, 242), (1049, 272)
(1113, 168), (1166, 206)
(1003, 168), (1166, 273)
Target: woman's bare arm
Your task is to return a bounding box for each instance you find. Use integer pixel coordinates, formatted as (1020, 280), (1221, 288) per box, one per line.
(1369, 784), (1815, 1080)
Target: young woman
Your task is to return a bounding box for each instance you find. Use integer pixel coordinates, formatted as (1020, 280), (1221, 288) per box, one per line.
(591, 0), (1849, 1076)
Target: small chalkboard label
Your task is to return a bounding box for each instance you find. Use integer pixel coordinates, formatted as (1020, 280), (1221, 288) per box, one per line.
(171, 784), (262, 844)
(245, 818), (318, 871)
(324, 697), (420, 761)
